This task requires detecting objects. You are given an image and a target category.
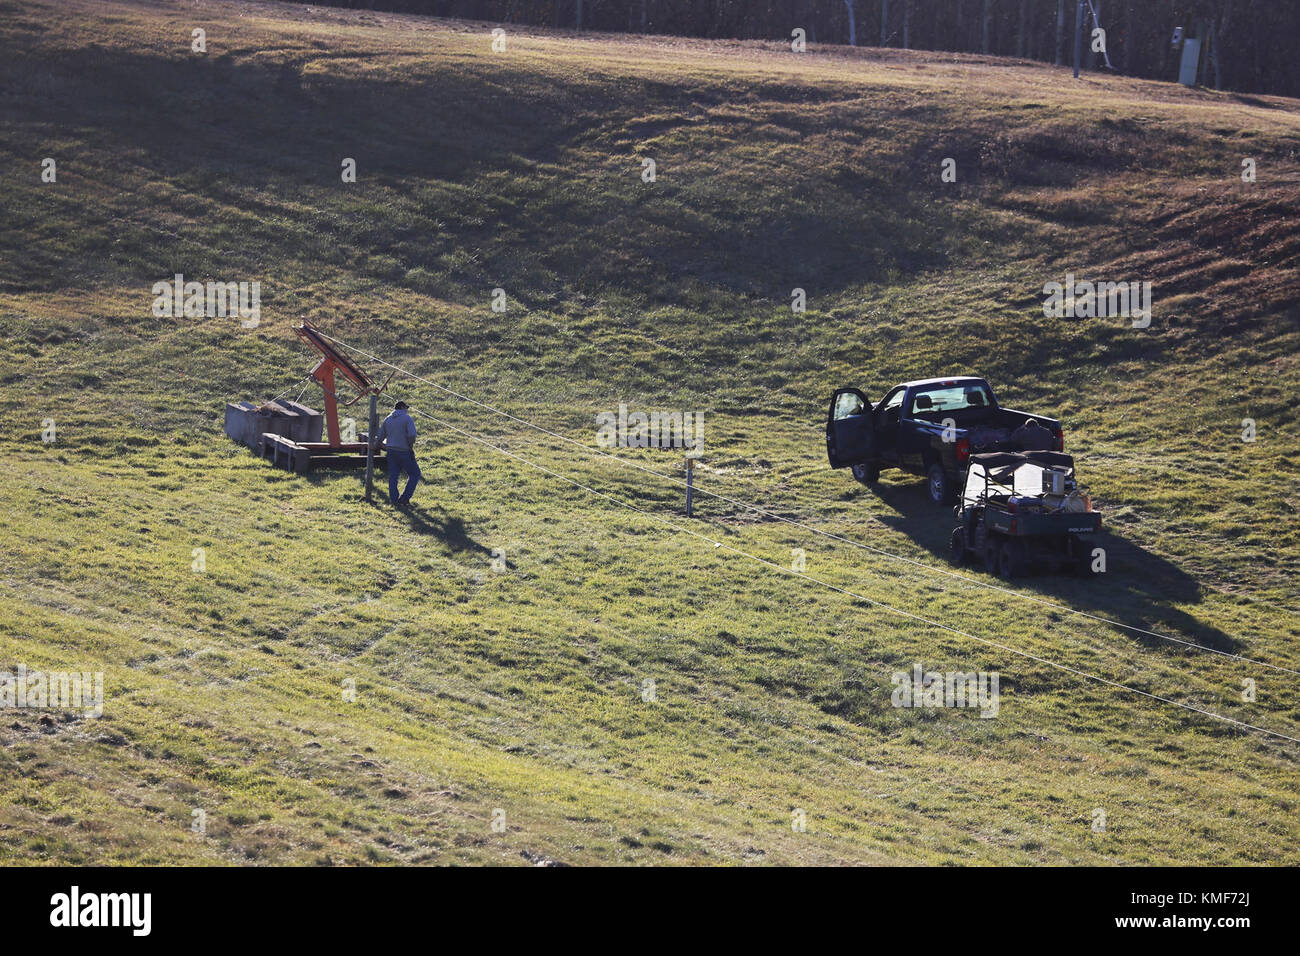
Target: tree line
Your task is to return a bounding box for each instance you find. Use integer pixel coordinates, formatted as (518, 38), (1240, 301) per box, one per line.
(285, 1), (1297, 98)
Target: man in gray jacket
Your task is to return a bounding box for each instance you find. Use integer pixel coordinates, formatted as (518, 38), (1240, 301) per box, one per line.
(374, 400), (421, 506)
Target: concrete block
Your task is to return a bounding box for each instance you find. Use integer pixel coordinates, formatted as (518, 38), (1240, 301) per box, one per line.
(225, 400), (322, 450)
(274, 400), (323, 443)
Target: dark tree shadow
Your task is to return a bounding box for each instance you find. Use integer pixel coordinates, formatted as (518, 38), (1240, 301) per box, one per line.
(865, 477), (1240, 654)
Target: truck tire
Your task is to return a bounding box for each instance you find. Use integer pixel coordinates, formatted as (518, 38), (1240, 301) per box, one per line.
(997, 540), (1025, 579)
(949, 527), (969, 565)
(852, 463), (880, 485)
(983, 537), (1001, 574)
(927, 463), (955, 505)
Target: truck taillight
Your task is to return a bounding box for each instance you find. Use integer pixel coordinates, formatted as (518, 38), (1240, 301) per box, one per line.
(1053, 428), (1064, 451)
(956, 437), (970, 462)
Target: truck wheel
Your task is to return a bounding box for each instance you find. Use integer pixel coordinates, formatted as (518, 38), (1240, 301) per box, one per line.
(949, 527), (968, 566)
(983, 538), (1001, 574)
(851, 463), (880, 486)
(997, 542), (1023, 579)
(927, 464), (955, 505)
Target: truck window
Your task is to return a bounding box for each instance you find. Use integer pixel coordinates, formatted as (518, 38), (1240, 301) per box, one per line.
(908, 383), (995, 417)
(834, 392), (866, 419)
(876, 388), (905, 426)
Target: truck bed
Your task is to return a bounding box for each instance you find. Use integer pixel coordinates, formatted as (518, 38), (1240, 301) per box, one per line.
(913, 405), (1056, 452)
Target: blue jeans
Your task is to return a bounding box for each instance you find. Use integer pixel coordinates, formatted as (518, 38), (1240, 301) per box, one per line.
(387, 448), (421, 504)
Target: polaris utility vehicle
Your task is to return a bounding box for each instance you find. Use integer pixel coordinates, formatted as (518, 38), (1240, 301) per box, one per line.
(824, 377), (1063, 505)
(948, 451), (1101, 578)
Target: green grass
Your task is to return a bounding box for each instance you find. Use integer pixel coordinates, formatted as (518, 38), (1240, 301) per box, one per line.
(1, 0), (1298, 865)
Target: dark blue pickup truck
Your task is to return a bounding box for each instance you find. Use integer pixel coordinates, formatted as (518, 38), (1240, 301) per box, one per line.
(825, 376), (1064, 505)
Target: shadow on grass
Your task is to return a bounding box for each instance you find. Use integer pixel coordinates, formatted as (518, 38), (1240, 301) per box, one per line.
(866, 477), (1240, 655)
(387, 500), (489, 555)
(5, 42), (959, 298)
(301, 468), (489, 554)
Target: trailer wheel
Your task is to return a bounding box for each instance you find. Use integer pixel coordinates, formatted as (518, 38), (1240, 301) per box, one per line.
(852, 463), (880, 485)
(927, 463), (955, 505)
(949, 527), (968, 566)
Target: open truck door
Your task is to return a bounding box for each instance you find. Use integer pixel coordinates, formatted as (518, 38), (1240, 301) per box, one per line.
(825, 387), (875, 469)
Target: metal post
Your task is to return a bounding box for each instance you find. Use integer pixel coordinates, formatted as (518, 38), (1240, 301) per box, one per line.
(685, 457), (694, 517)
(364, 393), (378, 502)
(1073, 1), (1084, 77)
(320, 362), (341, 446)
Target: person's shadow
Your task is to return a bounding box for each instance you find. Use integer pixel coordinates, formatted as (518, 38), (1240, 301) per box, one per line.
(302, 469), (491, 557)
(865, 477), (1240, 655)
(388, 500), (490, 556)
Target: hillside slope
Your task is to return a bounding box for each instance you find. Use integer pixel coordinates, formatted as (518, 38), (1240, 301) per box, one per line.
(1, 0), (1298, 865)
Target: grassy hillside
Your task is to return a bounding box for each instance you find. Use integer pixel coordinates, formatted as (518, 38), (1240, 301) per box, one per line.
(1, 0), (1298, 865)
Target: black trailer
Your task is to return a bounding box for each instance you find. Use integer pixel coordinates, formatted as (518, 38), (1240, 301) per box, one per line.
(949, 451), (1101, 578)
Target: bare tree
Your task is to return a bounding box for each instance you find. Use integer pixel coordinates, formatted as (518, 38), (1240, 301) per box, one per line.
(1092, 0), (1103, 70)
(1055, 0), (1065, 64)
(1123, 0), (1132, 74)
(1213, 0), (1235, 90)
